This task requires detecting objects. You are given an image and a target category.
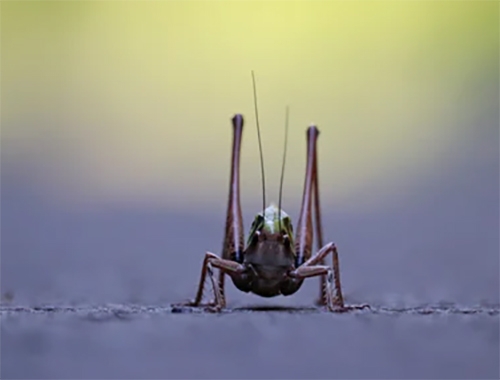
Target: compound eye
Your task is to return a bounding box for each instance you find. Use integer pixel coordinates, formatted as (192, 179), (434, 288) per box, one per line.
(252, 214), (262, 225)
(283, 217), (293, 233)
(252, 230), (261, 244)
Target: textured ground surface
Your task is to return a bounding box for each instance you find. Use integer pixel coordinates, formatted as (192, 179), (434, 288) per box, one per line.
(1, 303), (499, 379)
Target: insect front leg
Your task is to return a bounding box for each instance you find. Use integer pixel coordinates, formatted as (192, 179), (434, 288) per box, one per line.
(288, 264), (337, 311)
(290, 243), (370, 312)
(184, 252), (246, 311)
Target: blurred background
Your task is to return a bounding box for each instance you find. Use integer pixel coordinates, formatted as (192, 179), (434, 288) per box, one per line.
(1, 1), (498, 307)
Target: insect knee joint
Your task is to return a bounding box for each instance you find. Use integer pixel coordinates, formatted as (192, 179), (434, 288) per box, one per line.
(327, 269), (334, 284)
(207, 262), (215, 276)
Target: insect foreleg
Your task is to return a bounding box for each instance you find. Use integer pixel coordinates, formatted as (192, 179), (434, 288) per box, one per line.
(290, 242), (343, 311)
(298, 242), (344, 308)
(186, 251), (245, 310)
(289, 264), (337, 310)
(291, 242), (370, 312)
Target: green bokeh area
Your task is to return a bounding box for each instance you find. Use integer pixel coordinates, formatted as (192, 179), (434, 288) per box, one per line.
(1, 1), (498, 214)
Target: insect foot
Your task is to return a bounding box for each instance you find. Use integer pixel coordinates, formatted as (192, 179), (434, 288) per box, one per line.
(331, 304), (372, 313)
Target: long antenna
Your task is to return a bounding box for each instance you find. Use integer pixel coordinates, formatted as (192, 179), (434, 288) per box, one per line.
(278, 106), (290, 233)
(251, 70), (266, 216)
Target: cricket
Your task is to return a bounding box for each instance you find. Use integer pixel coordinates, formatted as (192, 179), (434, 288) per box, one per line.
(181, 72), (368, 313)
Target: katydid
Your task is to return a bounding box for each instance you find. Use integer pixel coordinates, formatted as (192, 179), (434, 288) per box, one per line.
(181, 72), (368, 312)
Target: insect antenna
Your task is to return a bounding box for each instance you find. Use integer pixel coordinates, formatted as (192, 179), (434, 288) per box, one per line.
(278, 106), (290, 233)
(251, 70), (267, 217)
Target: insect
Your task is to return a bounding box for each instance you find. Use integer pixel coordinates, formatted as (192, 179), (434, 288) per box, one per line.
(181, 72), (368, 312)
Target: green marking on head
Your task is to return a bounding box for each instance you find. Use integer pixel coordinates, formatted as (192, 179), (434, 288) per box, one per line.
(247, 203), (295, 247)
